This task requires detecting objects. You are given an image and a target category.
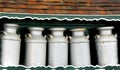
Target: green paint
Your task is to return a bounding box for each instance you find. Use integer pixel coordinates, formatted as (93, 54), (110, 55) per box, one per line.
(0, 12), (120, 20)
(0, 66), (120, 70)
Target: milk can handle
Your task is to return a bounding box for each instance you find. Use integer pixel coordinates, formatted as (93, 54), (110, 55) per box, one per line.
(95, 35), (100, 39)
(44, 35), (49, 39)
(68, 36), (72, 40)
(25, 34), (32, 38)
(114, 33), (117, 38)
(48, 34), (53, 39)
(0, 31), (7, 35)
(44, 35), (47, 38)
(87, 35), (89, 39)
(65, 35), (69, 40)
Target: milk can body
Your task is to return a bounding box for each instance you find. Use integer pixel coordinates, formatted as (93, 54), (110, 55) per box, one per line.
(96, 27), (118, 66)
(48, 28), (68, 67)
(70, 28), (91, 66)
(25, 27), (46, 66)
(1, 24), (20, 66)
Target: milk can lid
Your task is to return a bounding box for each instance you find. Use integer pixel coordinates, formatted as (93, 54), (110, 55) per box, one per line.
(4, 23), (19, 27)
(71, 28), (86, 31)
(98, 26), (114, 30)
(50, 27), (66, 31)
(29, 27), (44, 31)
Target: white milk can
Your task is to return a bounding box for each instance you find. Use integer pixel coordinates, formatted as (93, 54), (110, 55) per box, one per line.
(48, 28), (68, 67)
(96, 26), (118, 66)
(25, 27), (46, 66)
(70, 28), (91, 66)
(1, 24), (20, 66)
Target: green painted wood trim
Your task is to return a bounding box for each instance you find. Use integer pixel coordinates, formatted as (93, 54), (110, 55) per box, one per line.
(0, 66), (120, 70)
(0, 12), (120, 21)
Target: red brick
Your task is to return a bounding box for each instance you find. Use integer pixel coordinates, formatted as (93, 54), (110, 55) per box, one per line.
(63, 3), (75, 6)
(67, 10), (77, 14)
(63, 0), (78, 3)
(48, 6), (63, 9)
(19, 5), (28, 9)
(55, 10), (67, 14)
(109, 3), (120, 7)
(3, 8), (18, 12)
(0, 0), (3, 2)
(27, 1), (39, 4)
(91, 0), (109, 3)
(16, 0), (27, 3)
(27, 9), (46, 13)
(18, 9), (27, 13)
(0, 4), (4, 7)
(112, 11), (120, 14)
(6, 4), (28, 9)
(76, 10), (90, 14)
(76, 7), (94, 11)
(2, 0), (26, 4)
(43, 0), (63, 3)
(46, 10), (55, 14)
(95, 11), (107, 15)
(27, 1), (47, 5)
(2, 0), (9, 3)
(28, 0), (36, 2)
(77, 0), (87, 3)
(64, 10), (77, 14)
(0, 8), (3, 11)
(106, 11), (114, 14)
(103, 7), (120, 11)
(9, 0), (17, 3)
(28, 5), (48, 9)
(36, 0), (44, 1)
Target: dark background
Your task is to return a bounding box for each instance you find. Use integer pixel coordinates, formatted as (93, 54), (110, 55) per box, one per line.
(0, 18), (120, 66)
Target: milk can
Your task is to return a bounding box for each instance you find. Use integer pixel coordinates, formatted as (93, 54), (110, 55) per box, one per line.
(70, 28), (91, 66)
(1, 24), (20, 66)
(96, 26), (118, 66)
(25, 27), (46, 66)
(48, 28), (68, 67)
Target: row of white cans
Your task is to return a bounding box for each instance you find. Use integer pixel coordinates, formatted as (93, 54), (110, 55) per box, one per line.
(0, 24), (118, 67)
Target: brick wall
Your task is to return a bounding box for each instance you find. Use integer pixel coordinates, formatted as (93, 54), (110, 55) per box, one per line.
(0, 0), (120, 14)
